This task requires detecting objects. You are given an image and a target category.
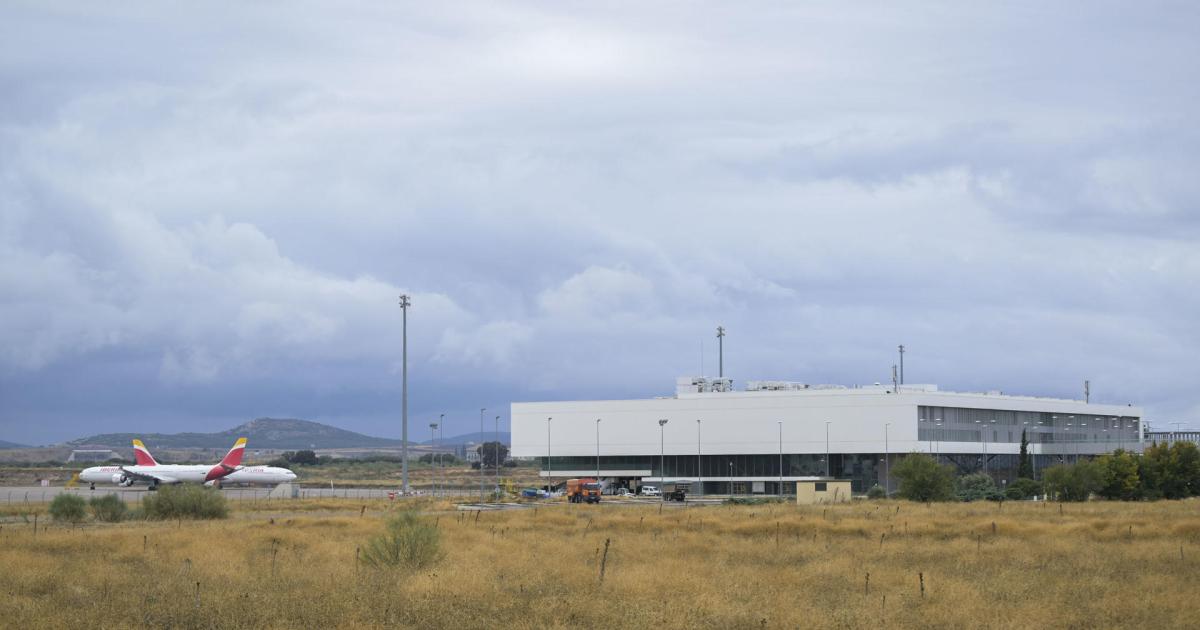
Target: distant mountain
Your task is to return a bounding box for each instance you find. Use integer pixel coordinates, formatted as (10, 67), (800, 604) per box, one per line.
(67, 418), (406, 449)
(424, 431), (510, 446)
(0, 440), (29, 449)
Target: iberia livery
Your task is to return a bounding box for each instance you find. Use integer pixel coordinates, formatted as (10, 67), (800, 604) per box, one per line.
(79, 438), (247, 491)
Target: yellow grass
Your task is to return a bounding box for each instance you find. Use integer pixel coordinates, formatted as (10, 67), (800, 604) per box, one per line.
(2, 499), (1199, 628)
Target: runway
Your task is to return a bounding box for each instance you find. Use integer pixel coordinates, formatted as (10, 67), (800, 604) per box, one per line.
(1, 485), (435, 504)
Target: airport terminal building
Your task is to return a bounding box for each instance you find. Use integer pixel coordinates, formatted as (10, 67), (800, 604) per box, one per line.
(511, 377), (1144, 494)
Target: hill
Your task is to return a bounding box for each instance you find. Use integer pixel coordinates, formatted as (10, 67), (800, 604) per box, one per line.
(424, 431), (510, 446)
(0, 440), (30, 449)
(67, 418), (406, 450)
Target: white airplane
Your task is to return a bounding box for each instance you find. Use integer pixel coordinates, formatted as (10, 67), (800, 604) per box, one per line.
(219, 464), (297, 486)
(79, 438), (248, 491)
(134, 440), (296, 486)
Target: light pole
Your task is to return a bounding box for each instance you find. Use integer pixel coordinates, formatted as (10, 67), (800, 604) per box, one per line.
(658, 419), (669, 486)
(399, 294), (410, 495)
(884, 422), (891, 494)
(934, 417), (942, 464)
(595, 418), (601, 480)
(728, 460), (734, 495)
(1170, 422), (1184, 447)
(429, 421), (438, 496)
(1069, 416), (1076, 464)
(982, 423), (988, 474)
(495, 415), (501, 496)
(438, 414), (444, 496)
(777, 421), (784, 497)
(479, 407), (486, 501)
(546, 417), (552, 495)
(825, 421), (832, 477)
(696, 419), (703, 497)
(1052, 415), (1059, 465)
(716, 326), (725, 377)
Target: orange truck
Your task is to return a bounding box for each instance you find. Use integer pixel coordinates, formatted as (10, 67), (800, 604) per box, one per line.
(566, 478), (602, 504)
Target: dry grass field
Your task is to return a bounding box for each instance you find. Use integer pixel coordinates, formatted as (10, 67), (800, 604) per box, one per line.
(2, 498), (1199, 629)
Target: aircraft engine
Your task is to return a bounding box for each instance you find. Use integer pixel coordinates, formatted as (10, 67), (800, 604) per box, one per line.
(112, 474), (133, 486)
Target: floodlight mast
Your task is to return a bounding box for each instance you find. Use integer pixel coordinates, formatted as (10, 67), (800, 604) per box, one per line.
(495, 415), (501, 496)
(399, 294), (411, 495)
(479, 408), (486, 500)
(716, 326), (726, 378)
(429, 422), (438, 496)
(658, 419), (669, 485)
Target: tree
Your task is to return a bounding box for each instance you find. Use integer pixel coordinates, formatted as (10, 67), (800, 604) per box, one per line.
(1042, 460), (1103, 502)
(419, 452), (458, 465)
(476, 442), (509, 469)
(287, 450), (320, 466)
(892, 453), (956, 502)
(957, 473), (1002, 501)
(1096, 449), (1140, 501)
(1140, 441), (1200, 499)
(1017, 429), (1033, 479)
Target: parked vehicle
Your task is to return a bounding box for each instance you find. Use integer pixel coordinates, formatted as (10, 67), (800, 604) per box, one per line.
(662, 481), (691, 502)
(566, 478), (603, 504)
(615, 488), (635, 497)
(639, 485), (661, 497)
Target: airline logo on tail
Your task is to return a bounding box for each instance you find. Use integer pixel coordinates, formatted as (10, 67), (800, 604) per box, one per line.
(132, 439), (158, 466)
(206, 437), (247, 481)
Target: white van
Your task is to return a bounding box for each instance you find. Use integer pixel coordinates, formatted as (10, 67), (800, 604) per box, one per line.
(640, 485), (661, 496)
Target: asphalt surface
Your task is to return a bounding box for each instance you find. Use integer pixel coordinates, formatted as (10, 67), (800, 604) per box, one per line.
(2, 485), (731, 506)
(2, 485), (417, 503)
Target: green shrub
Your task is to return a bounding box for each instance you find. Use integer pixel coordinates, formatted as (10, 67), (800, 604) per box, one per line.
(142, 485), (228, 520)
(49, 493), (87, 523)
(361, 510), (442, 570)
(866, 484), (886, 499)
(88, 494), (128, 522)
(1004, 477), (1043, 501)
(957, 473), (1002, 502)
(1043, 460), (1103, 502)
(893, 453), (956, 502)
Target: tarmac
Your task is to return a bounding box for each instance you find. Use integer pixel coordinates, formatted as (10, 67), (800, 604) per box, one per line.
(3, 485), (730, 506)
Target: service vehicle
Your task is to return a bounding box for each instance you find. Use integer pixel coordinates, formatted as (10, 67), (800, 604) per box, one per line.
(566, 478), (603, 503)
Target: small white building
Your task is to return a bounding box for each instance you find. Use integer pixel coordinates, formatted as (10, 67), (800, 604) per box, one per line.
(511, 376), (1143, 494)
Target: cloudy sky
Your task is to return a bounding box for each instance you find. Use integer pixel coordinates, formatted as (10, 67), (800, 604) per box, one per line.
(2, 2), (1198, 444)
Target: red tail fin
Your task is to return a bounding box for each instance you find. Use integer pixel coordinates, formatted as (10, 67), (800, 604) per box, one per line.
(220, 438), (247, 468)
(132, 440), (157, 466)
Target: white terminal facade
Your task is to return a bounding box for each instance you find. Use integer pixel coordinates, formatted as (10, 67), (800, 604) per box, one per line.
(511, 377), (1144, 494)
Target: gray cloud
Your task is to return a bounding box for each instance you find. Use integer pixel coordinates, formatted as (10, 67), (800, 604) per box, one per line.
(1, 2), (1198, 443)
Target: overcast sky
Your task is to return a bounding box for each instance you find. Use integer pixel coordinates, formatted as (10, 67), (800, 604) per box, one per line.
(2, 2), (1198, 444)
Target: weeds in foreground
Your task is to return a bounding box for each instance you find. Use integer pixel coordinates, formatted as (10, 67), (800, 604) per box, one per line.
(1, 500), (1198, 628)
(143, 485), (228, 520)
(360, 509), (441, 570)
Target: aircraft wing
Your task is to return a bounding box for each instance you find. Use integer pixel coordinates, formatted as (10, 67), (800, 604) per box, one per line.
(119, 467), (180, 484)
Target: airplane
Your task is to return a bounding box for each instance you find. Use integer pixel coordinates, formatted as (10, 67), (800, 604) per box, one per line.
(218, 464), (297, 486)
(134, 440), (296, 486)
(79, 438), (249, 491)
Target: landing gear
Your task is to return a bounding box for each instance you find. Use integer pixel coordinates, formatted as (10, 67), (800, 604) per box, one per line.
(148, 482), (159, 492)
(89, 483), (95, 490)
